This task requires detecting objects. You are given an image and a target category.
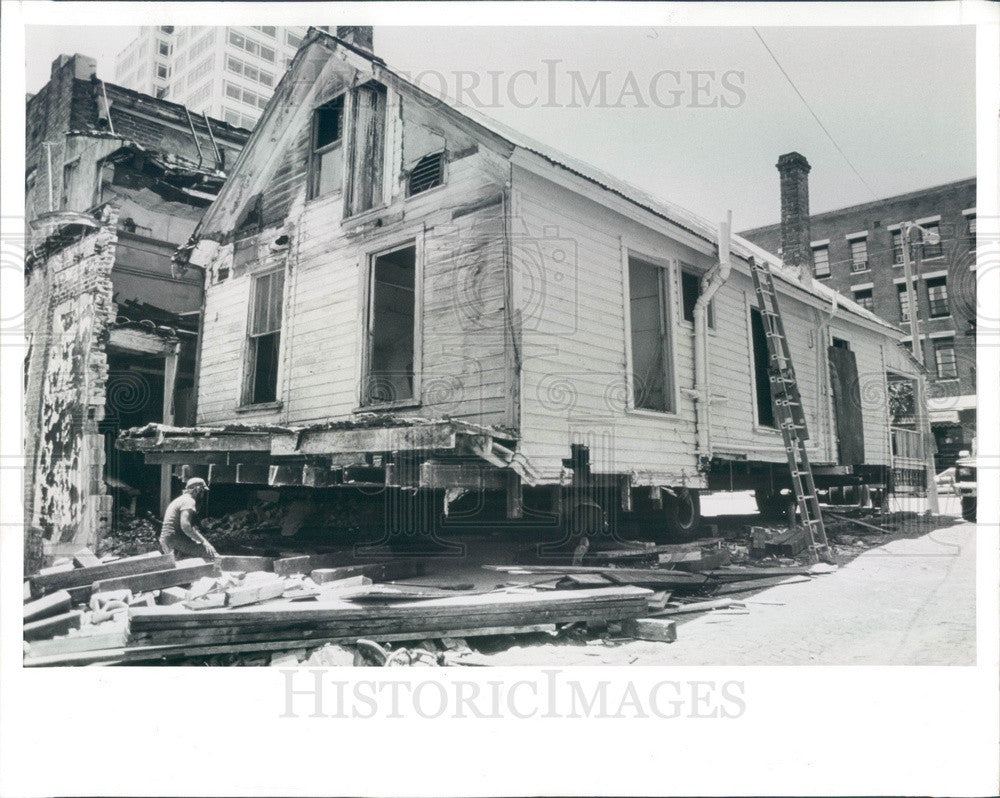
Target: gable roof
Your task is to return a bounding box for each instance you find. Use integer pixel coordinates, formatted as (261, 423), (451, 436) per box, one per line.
(192, 27), (901, 336)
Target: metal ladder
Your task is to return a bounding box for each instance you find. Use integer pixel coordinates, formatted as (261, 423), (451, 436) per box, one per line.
(749, 257), (830, 560)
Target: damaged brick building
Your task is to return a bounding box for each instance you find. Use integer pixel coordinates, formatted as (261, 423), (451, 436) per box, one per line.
(24, 54), (249, 559)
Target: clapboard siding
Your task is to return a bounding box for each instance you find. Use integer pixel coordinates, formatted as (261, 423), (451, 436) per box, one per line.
(197, 87), (514, 429)
(511, 168), (704, 483)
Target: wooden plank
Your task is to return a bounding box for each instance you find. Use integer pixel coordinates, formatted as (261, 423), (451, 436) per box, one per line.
(220, 555), (274, 573)
(419, 461), (504, 489)
(650, 598), (743, 616)
(710, 575), (812, 595)
(311, 572), (371, 587)
(144, 451), (274, 465)
(701, 566), (822, 581)
(273, 556), (312, 577)
(73, 549), (102, 568)
(24, 629), (129, 659)
(29, 554), (176, 595)
(157, 586), (189, 605)
(483, 565), (707, 588)
(23, 610), (84, 641)
(91, 560), (220, 594)
(226, 579), (287, 608)
(23, 590), (72, 623)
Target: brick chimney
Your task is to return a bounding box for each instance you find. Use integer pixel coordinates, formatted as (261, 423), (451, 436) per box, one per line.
(336, 26), (374, 52)
(776, 151), (813, 278)
(51, 53), (97, 81)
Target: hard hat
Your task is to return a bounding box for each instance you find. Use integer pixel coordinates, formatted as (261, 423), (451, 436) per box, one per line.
(185, 477), (209, 491)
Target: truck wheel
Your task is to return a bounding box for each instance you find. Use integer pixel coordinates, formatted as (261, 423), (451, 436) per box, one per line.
(662, 489), (701, 539)
(961, 496), (977, 522)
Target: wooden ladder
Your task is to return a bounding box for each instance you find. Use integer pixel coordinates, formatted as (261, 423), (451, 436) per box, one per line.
(749, 257), (830, 561)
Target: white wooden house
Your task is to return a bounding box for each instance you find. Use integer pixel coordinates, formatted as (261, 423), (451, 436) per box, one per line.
(119, 28), (926, 538)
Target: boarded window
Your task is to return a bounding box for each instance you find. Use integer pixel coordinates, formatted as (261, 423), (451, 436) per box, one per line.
(309, 95), (344, 199)
(849, 237), (868, 271)
(345, 83), (387, 216)
(890, 229), (905, 264)
(245, 270), (284, 405)
(628, 256), (675, 413)
(408, 152), (444, 195)
(363, 245), (416, 405)
(750, 307), (775, 427)
(852, 287), (874, 311)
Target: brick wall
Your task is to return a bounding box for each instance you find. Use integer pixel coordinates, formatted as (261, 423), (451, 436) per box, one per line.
(741, 178), (977, 399)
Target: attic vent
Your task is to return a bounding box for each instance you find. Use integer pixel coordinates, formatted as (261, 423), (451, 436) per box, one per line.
(408, 152), (444, 196)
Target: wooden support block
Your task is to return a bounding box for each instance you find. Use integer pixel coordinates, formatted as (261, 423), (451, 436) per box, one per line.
(24, 629), (129, 659)
(73, 549), (102, 568)
(24, 582), (31, 602)
(220, 555), (274, 573)
(226, 579), (288, 608)
(505, 471), (523, 520)
(24, 590), (72, 623)
(646, 591), (671, 611)
(273, 556), (312, 577)
(38, 562), (74, 576)
(764, 527), (811, 558)
(30, 554), (176, 595)
(23, 610), (84, 642)
(157, 586), (189, 605)
(92, 561), (221, 594)
(622, 618), (678, 643)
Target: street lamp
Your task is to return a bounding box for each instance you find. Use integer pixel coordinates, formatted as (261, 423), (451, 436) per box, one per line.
(900, 221), (941, 515)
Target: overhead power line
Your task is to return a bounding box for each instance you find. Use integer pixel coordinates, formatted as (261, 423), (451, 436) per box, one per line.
(752, 27), (880, 202)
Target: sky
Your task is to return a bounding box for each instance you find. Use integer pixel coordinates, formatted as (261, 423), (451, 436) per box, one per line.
(24, 24), (976, 231)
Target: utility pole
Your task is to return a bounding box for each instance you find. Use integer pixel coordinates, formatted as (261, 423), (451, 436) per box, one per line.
(900, 221), (940, 514)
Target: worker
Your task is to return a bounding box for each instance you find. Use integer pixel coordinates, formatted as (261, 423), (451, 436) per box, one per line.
(160, 477), (218, 560)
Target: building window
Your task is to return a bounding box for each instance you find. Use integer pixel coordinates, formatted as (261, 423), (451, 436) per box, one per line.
(252, 26), (277, 38)
(926, 276), (950, 318)
(244, 270), (285, 405)
(223, 108), (257, 130)
(345, 83), (387, 216)
(967, 214), (976, 252)
(155, 86), (169, 100)
(60, 159), (79, 208)
(186, 82), (212, 107)
(750, 306), (775, 427)
(897, 283), (912, 322)
(287, 32), (303, 49)
(678, 268), (714, 327)
(157, 40), (172, 57)
(812, 245), (830, 277)
(156, 63), (170, 80)
(226, 55), (273, 87)
(849, 236), (869, 271)
(890, 229), (905, 265)
(228, 29), (275, 62)
(852, 287), (874, 311)
(159, 25), (174, 34)
(309, 95), (344, 199)
(934, 340), (958, 379)
(921, 222), (943, 259)
(187, 57), (213, 86)
(627, 256), (675, 413)
(363, 245), (417, 406)
(408, 152), (444, 196)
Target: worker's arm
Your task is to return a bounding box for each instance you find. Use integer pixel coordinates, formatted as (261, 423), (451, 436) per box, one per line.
(179, 509), (217, 558)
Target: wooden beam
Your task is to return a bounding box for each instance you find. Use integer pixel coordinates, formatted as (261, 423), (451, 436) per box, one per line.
(23, 610), (84, 641)
(29, 554), (176, 596)
(92, 560), (221, 594)
(419, 461), (504, 490)
(23, 590), (72, 623)
(73, 549), (102, 568)
(145, 451), (274, 465)
(270, 424), (457, 457)
(108, 326), (176, 356)
(160, 342), (181, 516)
(219, 555), (274, 573)
(118, 433), (271, 453)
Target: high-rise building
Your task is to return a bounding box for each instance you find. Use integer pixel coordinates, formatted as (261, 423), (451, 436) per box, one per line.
(114, 26), (317, 130)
